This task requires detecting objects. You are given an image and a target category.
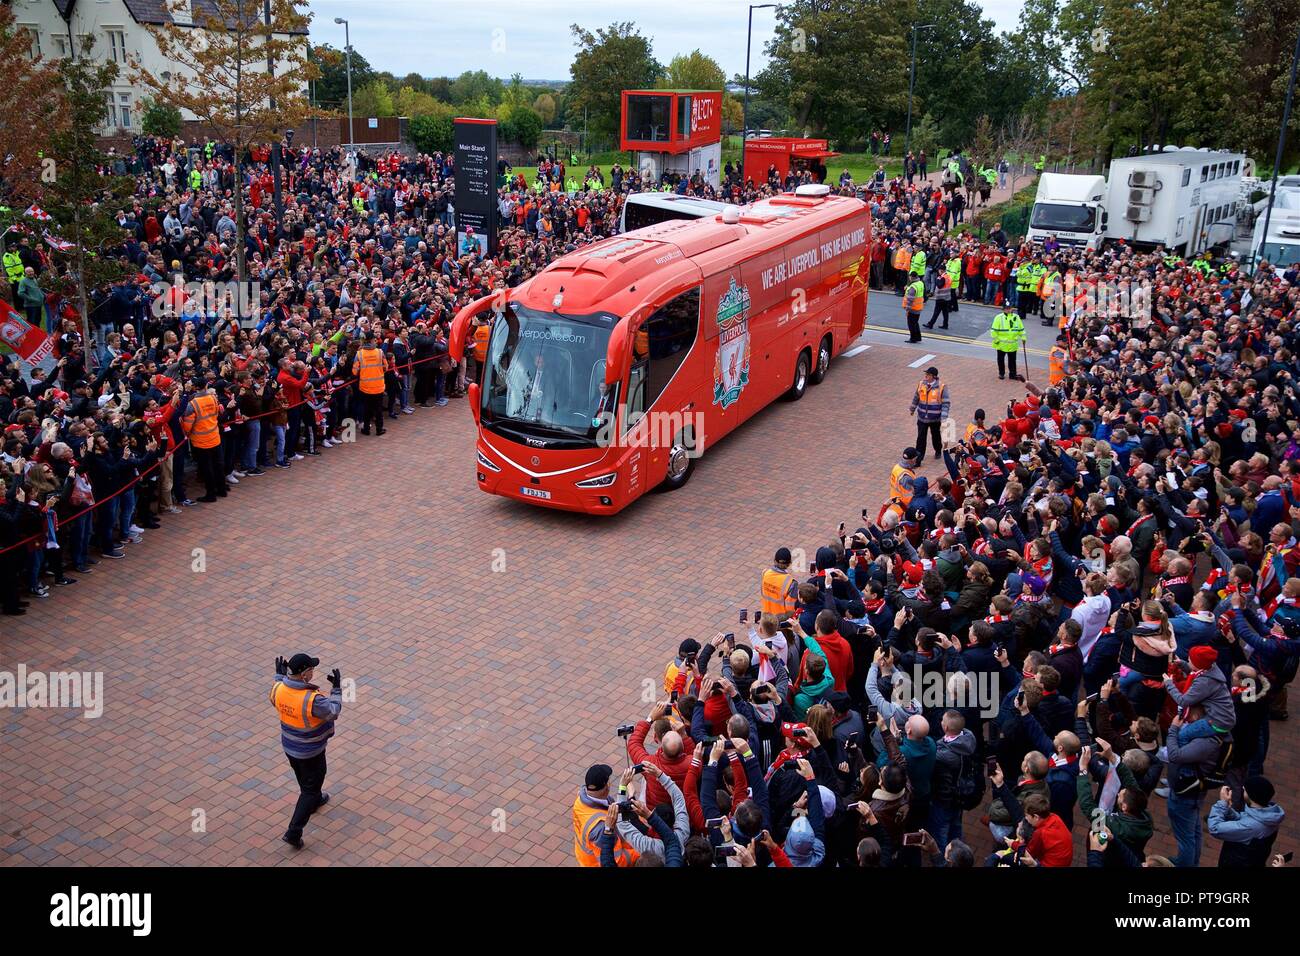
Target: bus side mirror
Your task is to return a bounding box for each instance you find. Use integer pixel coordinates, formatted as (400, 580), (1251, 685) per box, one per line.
(605, 316), (631, 388)
(468, 382), (481, 426)
(449, 292), (501, 363)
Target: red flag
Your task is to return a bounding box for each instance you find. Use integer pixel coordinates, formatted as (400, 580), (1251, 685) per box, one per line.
(0, 299), (54, 364)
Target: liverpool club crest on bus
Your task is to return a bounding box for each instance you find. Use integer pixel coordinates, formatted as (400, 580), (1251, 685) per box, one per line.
(713, 277), (751, 409)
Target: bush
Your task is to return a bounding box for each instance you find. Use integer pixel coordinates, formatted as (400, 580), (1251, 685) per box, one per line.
(509, 105), (543, 151)
(408, 113), (454, 154)
(140, 98), (182, 138)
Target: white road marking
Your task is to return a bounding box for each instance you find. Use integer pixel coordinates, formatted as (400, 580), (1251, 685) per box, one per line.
(843, 344), (872, 357)
(908, 353), (937, 368)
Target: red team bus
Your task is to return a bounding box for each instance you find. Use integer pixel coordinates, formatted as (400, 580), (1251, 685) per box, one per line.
(449, 183), (870, 514)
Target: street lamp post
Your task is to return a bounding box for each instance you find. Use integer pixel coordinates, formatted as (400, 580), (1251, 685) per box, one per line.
(741, 3), (777, 188)
(335, 17), (354, 157)
(266, 0), (284, 239)
(904, 23), (935, 158)
(1258, 26), (1300, 270)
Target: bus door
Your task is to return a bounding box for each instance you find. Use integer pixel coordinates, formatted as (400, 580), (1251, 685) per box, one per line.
(448, 291), (506, 423)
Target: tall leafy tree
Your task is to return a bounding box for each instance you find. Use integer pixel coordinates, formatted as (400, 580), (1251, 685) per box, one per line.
(659, 50), (726, 90)
(567, 22), (662, 140)
(41, 46), (134, 342)
(751, 0), (908, 143)
(309, 42), (375, 112)
(1234, 0), (1300, 168)
(0, 5), (66, 292)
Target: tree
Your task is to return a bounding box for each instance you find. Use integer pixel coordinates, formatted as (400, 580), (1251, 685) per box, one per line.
(910, 0), (1008, 146)
(140, 97), (183, 138)
(509, 105), (543, 150)
(971, 114), (995, 167)
(134, 0), (320, 281)
(567, 22), (661, 139)
(998, 111), (1045, 195)
(449, 69), (503, 106)
(352, 79), (395, 117)
(912, 113), (942, 158)
(0, 5), (66, 292)
(395, 85), (440, 118)
(1233, 0), (1300, 167)
(533, 92), (557, 125)
(752, 0), (908, 144)
(309, 42), (375, 112)
(41, 45), (134, 343)
(720, 93), (744, 134)
(408, 111), (454, 155)
(659, 50), (725, 90)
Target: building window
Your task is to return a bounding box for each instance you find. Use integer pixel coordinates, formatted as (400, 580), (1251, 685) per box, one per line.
(52, 34), (70, 58)
(118, 91), (132, 127)
(107, 28), (127, 64)
(19, 25), (40, 59)
(103, 91), (132, 129)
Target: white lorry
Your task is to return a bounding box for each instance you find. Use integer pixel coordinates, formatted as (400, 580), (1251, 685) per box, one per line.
(1026, 148), (1251, 256)
(1250, 176), (1300, 269)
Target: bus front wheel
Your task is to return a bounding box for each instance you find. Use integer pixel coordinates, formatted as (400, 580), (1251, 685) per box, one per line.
(810, 334), (832, 385)
(787, 350), (811, 401)
(659, 429), (697, 491)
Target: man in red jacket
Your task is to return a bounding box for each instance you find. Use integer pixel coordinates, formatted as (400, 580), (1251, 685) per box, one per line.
(277, 359), (310, 461)
(796, 601), (854, 694)
(626, 700), (695, 808)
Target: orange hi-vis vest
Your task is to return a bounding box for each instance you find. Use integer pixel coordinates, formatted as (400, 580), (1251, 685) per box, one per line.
(902, 280), (925, 313)
(573, 792), (639, 867)
(893, 248), (912, 271)
(357, 346), (386, 394)
(965, 422), (988, 446)
(889, 462), (917, 506)
(182, 392), (221, 449)
(473, 322), (491, 363)
(1049, 345), (1068, 385)
(270, 681), (326, 731)
(761, 566), (798, 618)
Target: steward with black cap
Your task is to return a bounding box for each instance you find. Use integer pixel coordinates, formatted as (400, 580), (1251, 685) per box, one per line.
(761, 547), (799, 619)
(271, 652), (344, 848)
(573, 764), (640, 867)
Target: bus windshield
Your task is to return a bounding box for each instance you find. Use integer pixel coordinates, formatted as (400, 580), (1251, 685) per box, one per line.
(1030, 202), (1096, 233)
(480, 303), (619, 444)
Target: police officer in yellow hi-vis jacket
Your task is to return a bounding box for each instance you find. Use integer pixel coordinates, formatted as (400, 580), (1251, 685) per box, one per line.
(272, 653), (343, 849)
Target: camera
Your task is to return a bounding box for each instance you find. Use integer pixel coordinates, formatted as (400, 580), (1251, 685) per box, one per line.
(616, 723), (635, 738)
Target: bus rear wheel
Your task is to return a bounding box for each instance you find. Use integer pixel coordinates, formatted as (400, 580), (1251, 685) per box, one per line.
(787, 350), (811, 401)
(659, 429), (697, 491)
(810, 334), (832, 385)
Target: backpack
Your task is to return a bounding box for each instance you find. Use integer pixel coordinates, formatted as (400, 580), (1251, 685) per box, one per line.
(956, 751), (986, 811)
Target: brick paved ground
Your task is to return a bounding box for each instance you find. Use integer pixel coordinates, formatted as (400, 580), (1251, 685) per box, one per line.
(1, 339), (1295, 867)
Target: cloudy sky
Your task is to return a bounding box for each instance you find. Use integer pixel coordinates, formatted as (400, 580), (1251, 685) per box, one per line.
(306, 0), (1026, 82)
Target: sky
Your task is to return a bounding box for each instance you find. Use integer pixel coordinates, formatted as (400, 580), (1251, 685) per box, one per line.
(306, 0), (1026, 83)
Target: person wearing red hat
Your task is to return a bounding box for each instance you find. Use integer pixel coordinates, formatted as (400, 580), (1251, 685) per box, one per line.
(1164, 644), (1237, 747)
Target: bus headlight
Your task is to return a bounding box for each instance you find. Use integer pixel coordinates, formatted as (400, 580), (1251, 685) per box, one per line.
(575, 471), (617, 488)
(477, 451), (501, 472)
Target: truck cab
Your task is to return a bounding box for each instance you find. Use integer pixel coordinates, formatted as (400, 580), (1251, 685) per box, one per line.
(1026, 173), (1109, 252)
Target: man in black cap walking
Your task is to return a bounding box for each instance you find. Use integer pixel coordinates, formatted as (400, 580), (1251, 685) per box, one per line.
(271, 653), (344, 849)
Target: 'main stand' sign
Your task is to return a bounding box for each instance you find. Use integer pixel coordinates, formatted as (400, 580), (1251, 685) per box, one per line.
(454, 117), (498, 257)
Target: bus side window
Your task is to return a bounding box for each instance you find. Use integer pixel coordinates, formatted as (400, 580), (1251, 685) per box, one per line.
(625, 363), (647, 432)
(643, 287), (701, 409)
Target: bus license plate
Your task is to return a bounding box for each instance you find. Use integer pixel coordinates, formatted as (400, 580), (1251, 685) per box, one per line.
(520, 486), (552, 500)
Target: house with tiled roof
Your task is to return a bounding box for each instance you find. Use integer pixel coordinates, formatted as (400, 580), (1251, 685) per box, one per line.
(9, 0), (309, 134)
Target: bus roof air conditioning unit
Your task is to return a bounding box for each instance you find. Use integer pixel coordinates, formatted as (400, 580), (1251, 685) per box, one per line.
(1127, 204), (1152, 222)
(1129, 170), (1158, 188)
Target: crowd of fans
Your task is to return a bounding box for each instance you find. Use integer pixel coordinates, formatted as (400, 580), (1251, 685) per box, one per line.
(4, 132), (1299, 872)
(576, 169), (1300, 869)
(0, 133), (869, 615)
